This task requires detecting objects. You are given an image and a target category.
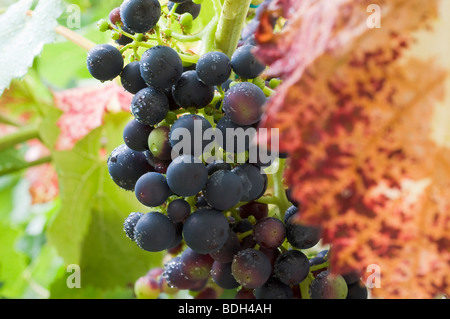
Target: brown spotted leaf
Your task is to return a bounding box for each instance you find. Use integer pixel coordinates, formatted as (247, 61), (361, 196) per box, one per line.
(255, 0), (450, 298)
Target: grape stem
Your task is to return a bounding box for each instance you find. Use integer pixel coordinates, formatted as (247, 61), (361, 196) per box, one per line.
(215, 0), (252, 57)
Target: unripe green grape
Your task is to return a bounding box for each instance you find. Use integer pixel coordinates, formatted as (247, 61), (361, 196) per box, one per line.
(252, 77), (266, 90)
(97, 19), (110, 32)
(179, 13), (193, 30)
(269, 78), (281, 89)
(111, 31), (121, 40)
(165, 111), (178, 125)
(192, 0), (203, 4)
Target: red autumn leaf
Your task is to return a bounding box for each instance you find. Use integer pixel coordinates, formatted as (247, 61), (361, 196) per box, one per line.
(53, 82), (133, 150)
(255, 0), (450, 298)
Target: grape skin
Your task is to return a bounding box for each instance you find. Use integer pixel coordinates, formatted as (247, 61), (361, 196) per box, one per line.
(223, 82), (266, 125)
(182, 208), (230, 254)
(134, 212), (177, 252)
(120, 0), (161, 33)
(165, 155), (208, 196)
(140, 45), (183, 89)
(131, 87), (169, 126)
(86, 44), (123, 82)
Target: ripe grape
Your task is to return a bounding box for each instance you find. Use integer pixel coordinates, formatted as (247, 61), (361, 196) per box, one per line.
(86, 44), (123, 82)
(206, 160), (231, 175)
(167, 198), (191, 223)
(274, 250), (310, 285)
(253, 217), (286, 249)
(120, 0), (161, 33)
(169, 114), (213, 156)
(209, 229), (241, 263)
(123, 212), (143, 241)
(120, 61), (147, 94)
(165, 155), (208, 196)
(211, 261), (240, 289)
(107, 144), (153, 191)
(134, 212), (177, 252)
(134, 172), (171, 207)
(115, 25), (135, 46)
(238, 201), (268, 220)
(140, 45), (183, 89)
(168, 1), (201, 19)
(215, 115), (254, 153)
(182, 208), (230, 254)
(179, 247), (214, 280)
(286, 215), (322, 249)
(123, 118), (153, 151)
(163, 256), (208, 290)
(172, 70), (215, 109)
(196, 51), (232, 86)
(203, 169), (243, 210)
(232, 163), (267, 202)
(223, 82), (266, 125)
(231, 248), (272, 289)
(130, 87), (169, 126)
(231, 44), (266, 79)
(254, 277), (293, 299)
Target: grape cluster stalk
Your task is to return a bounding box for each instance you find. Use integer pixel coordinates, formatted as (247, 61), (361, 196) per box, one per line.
(86, 0), (368, 299)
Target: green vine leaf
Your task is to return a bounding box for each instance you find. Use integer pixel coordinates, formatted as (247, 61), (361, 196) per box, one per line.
(47, 112), (161, 291)
(0, 0), (65, 95)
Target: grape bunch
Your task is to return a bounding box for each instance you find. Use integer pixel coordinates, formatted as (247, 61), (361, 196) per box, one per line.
(86, 0), (368, 299)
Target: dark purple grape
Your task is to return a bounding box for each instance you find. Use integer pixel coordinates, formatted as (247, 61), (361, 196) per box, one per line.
(215, 115), (254, 153)
(209, 229), (241, 263)
(134, 172), (171, 207)
(204, 169), (243, 210)
(254, 277), (293, 299)
(169, 114), (214, 157)
(230, 44), (266, 79)
(239, 201), (268, 221)
(140, 45), (183, 89)
(123, 212), (143, 241)
(206, 160), (231, 175)
(123, 118), (153, 151)
(231, 248), (272, 289)
(182, 208), (230, 254)
(168, 1), (201, 19)
(107, 144), (153, 191)
(86, 44), (124, 82)
(274, 250), (310, 285)
(167, 198), (191, 223)
(286, 217), (322, 249)
(120, 61), (147, 94)
(120, 0), (161, 33)
(235, 288), (256, 299)
(346, 281), (368, 299)
(131, 87), (169, 126)
(196, 51), (231, 86)
(134, 212), (177, 252)
(211, 261), (240, 289)
(232, 163), (267, 202)
(253, 217), (286, 249)
(163, 257), (208, 290)
(172, 70), (215, 109)
(223, 82), (266, 125)
(115, 25), (135, 46)
(165, 155), (208, 196)
(179, 247), (214, 280)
